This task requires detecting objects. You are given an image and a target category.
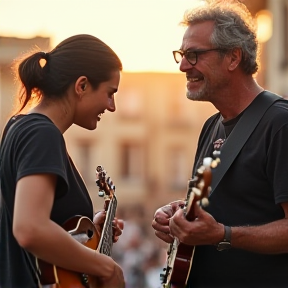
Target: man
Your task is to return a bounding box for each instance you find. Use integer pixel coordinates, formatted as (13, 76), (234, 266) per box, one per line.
(152, 1), (288, 287)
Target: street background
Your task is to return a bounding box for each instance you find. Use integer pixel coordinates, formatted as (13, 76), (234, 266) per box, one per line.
(1, 1), (288, 287)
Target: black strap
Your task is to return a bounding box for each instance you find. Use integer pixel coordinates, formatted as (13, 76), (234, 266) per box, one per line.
(211, 91), (282, 193)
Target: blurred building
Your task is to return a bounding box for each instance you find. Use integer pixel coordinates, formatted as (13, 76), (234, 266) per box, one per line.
(0, 0), (288, 218)
(1, 1), (287, 287)
(0, 36), (50, 126)
(244, 0), (288, 97)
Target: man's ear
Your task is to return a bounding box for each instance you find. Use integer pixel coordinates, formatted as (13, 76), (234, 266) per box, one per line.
(75, 76), (88, 97)
(228, 48), (242, 71)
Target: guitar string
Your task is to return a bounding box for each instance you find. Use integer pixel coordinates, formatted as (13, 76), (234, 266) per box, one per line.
(99, 197), (117, 256)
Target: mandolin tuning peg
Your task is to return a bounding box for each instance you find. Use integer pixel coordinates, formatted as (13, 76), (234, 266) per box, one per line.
(211, 159), (220, 168)
(212, 150), (221, 158)
(192, 187), (201, 196)
(203, 157), (213, 167)
(207, 186), (212, 194)
(98, 191), (105, 197)
(96, 165), (103, 173)
(201, 197), (209, 207)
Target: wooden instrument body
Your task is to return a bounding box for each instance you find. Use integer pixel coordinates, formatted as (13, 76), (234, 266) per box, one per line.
(37, 165), (116, 288)
(160, 158), (214, 288)
(38, 216), (100, 288)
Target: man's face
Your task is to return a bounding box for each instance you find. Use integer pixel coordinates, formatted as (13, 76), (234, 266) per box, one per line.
(179, 21), (229, 102)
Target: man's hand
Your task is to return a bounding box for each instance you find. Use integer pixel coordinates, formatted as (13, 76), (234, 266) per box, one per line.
(152, 200), (185, 243)
(169, 205), (224, 246)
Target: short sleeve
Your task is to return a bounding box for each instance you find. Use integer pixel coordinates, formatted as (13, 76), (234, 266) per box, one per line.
(15, 120), (68, 198)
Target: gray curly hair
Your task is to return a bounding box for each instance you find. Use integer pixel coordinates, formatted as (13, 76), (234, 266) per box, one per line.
(181, 0), (259, 75)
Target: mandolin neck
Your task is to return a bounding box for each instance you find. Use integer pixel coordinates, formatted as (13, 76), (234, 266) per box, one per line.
(98, 196), (117, 256)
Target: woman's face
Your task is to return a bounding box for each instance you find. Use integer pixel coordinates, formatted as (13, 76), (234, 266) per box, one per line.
(74, 70), (120, 130)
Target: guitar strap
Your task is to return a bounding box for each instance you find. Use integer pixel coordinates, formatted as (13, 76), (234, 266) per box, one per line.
(210, 90), (282, 194)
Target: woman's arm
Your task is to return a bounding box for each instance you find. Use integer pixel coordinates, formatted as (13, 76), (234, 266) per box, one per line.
(13, 173), (124, 287)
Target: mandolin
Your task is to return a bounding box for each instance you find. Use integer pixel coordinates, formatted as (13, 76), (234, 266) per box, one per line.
(37, 165), (117, 288)
(160, 157), (217, 288)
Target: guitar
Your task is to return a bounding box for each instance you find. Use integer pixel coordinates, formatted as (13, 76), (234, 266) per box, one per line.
(160, 157), (217, 288)
(37, 165), (117, 288)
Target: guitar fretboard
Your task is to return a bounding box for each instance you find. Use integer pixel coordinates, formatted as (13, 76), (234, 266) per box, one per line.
(98, 196), (117, 256)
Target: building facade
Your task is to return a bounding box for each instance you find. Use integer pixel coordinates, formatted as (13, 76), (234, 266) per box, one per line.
(0, 0), (287, 217)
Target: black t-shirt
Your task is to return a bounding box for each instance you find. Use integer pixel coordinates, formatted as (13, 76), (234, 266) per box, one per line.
(0, 114), (94, 288)
(188, 92), (288, 288)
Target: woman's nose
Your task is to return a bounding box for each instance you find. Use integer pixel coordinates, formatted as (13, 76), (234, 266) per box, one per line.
(107, 97), (116, 112)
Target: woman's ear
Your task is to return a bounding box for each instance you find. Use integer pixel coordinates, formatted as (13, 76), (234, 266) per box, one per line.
(75, 76), (88, 97)
(228, 48), (242, 71)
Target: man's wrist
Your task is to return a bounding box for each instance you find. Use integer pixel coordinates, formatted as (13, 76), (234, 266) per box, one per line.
(217, 225), (232, 251)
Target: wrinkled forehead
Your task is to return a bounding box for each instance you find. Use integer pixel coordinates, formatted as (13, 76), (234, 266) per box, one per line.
(181, 21), (215, 50)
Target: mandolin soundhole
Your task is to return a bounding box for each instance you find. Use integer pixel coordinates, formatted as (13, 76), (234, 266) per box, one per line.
(72, 232), (93, 244)
(87, 229), (93, 239)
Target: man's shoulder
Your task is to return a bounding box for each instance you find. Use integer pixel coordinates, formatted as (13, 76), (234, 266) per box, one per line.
(262, 90), (288, 107)
(203, 112), (221, 127)
(268, 96), (288, 114)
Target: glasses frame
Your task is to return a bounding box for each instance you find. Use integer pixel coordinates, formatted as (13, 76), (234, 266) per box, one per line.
(172, 48), (225, 66)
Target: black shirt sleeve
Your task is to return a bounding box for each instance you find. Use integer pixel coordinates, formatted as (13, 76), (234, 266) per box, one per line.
(15, 118), (68, 198)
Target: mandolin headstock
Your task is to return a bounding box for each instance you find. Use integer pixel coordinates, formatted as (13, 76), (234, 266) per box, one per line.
(95, 166), (116, 210)
(184, 157), (219, 221)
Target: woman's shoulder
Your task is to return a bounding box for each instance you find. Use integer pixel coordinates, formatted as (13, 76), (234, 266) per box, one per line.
(10, 113), (60, 134)
(5, 113), (64, 147)
(11, 113), (55, 126)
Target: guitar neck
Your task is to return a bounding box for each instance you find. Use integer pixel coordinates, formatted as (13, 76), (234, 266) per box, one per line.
(98, 196), (117, 256)
(184, 162), (212, 221)
(184, 179), (198, 221)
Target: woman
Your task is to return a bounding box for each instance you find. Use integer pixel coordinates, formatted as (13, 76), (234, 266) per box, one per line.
(0, 34), (125, 288)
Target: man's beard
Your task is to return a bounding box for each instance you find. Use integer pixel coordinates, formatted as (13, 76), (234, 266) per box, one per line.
(186, 84), (208, 101)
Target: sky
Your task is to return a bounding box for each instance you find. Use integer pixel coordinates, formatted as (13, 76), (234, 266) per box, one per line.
(0, 0), (202, 72)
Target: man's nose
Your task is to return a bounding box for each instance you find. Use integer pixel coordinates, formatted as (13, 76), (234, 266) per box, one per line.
(179, 57), (193, 72)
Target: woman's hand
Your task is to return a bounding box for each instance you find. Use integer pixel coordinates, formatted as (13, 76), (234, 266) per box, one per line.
(112, 217), (124, 243)
(93, 210), (124, 243)
(88, 254), (125, 288)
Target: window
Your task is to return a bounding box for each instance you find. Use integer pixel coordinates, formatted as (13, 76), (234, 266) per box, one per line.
(75, 141), (93, 183)
(120, 142), (145, 181)
(167, 147), (189, 190)
(117, 89), (143, 119)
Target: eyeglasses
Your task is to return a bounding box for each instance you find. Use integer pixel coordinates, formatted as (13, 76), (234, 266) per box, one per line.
(172, 48), (225, 66)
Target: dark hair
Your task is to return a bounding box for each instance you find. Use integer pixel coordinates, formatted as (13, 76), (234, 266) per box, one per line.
(181, 0), (259, 75)
(13, 34), (123, 112)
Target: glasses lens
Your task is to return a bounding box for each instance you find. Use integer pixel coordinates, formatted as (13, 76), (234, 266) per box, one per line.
(173, 51), (183, 63)
(185, 51), (197, 65)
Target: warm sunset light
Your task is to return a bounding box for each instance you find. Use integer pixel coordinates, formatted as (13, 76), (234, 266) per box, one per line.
(256, 9), (273, 43)
(0, 0), (202, 72)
